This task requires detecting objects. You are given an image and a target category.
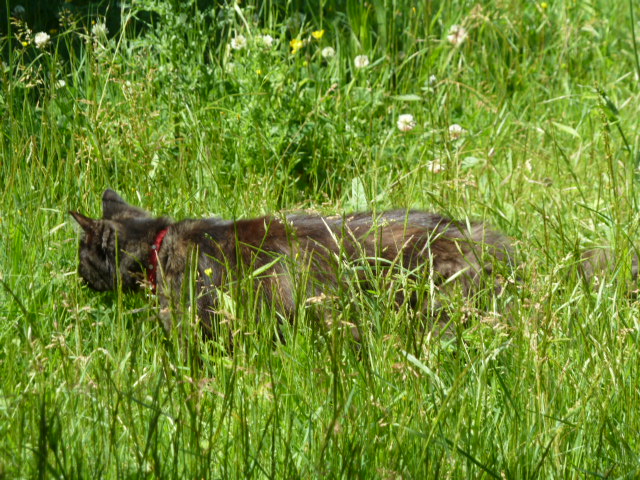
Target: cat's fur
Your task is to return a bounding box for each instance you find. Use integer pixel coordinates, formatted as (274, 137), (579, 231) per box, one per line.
(70, 190), (514, 337)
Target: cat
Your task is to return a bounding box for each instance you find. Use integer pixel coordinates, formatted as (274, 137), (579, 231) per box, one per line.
(70, 189), (514, 339)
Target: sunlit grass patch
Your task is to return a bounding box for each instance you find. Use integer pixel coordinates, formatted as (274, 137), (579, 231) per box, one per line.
(1, 0), (640, 477)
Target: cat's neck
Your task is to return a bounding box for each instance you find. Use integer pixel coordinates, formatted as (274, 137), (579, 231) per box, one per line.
(147, 226), (170, 291)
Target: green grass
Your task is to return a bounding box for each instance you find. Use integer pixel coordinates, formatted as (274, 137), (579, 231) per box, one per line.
(2, 0), (640, 477)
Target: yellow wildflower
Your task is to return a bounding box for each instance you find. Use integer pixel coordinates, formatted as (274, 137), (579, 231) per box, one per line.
(311, 29), (324, 40)
(290, 38), (303, 54)
(204, 268), (213, 277)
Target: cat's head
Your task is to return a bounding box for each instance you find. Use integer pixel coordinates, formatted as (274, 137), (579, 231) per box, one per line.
(70, 190), (170, 291)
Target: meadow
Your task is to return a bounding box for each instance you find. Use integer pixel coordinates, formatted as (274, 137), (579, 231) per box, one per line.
(1, 0), (640, 477)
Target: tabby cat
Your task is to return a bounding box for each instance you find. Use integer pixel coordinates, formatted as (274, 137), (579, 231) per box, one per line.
(70, 190), (513, 338)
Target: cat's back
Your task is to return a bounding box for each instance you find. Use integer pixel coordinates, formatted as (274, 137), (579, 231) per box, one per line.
(285, 209), (452, 236)
(174, 209), (466, 253)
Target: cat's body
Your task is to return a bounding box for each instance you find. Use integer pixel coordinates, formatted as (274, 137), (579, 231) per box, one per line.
(70, 190), (512, 337)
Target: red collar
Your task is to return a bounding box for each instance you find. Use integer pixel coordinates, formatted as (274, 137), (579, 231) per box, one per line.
(147, 228), (169, 292)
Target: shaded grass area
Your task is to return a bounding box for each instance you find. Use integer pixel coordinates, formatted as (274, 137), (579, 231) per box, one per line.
(1, 0), (640, 477)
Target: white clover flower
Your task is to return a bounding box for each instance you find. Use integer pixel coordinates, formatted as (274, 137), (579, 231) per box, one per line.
(428, 74), (437, 85)
(448, 123), (465, 139)
(397, 114), (416, 132)
(34, 32), (50, 48)
(92, 22), (109, 38)
(447, 25), (468, 47)
(427, 159), (445, 173)
(354, 54), (370, 69)
(321, 46), (336, 59)
(524, 159), (532, 172)
(259, 34), (274, 47)
(225, 62), (235, 73)
(56, 79), (66, 89)
(230, 34), (247, 50)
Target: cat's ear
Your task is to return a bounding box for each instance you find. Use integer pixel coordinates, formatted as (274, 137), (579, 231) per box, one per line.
(102, 189), (150, 220)
(69, 211), (97, 234)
